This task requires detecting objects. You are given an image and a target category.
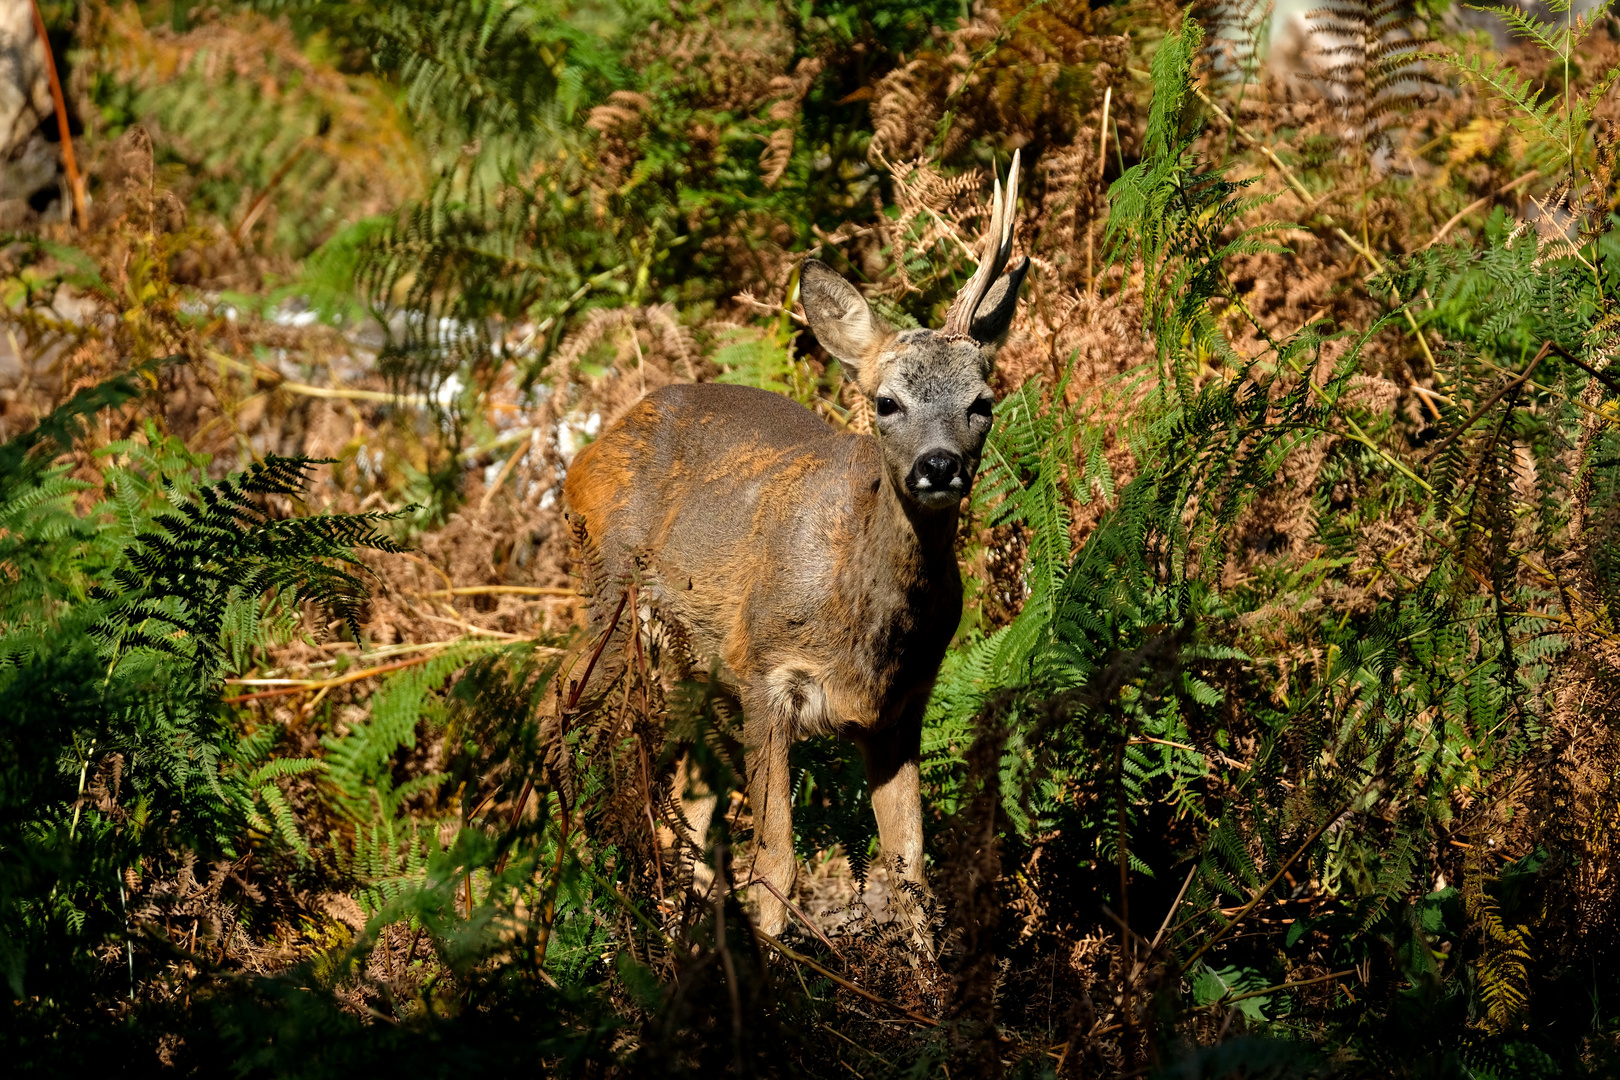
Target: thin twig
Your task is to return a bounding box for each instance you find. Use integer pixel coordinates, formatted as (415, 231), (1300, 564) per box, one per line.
(1113, 738), (1134, 1049)
(1424, 169), (1540, 249)
(458, 425), (537, 463)
(66, 738), (96, 843)
(269, 638), (469, 670)
(1289, 371), (1437, 494)
(577, 859), (677, 949)
(506, 588), (629, 943)
(625, 578), (665, 904)
(233, 140), (311, 243)
(1128, 736), (1250, 771)
(1086, 85), (1112, 297)
(477, 437), (532, 515)
(415, 611), (528, 639)
(755, 930), (938, 1028)
(1177, 775), (1379, 978)
(565, 592), (631, 715)
(530, 800), (576, 972)
(415, 585), (578, 599)
(752, 875), (845, 961)
(1100, 904), (1149, 947)
(1146, 865), (1198, 957)
(1127, 735), (1195, 752)
(222, 653), (449, 704)
(822, 1023), (896, 1068)
(735, 290), (809, 325)
(206, 349), (433, 406)
(1217, 968), (1358, 1006)
(276, 381), (432, 406)
(1053, 1019), (1129, 1073)
(225, 640), (548, 692)
(1546, 341), (1620, 397)
(29, 0), (84, 231)
(1423, 340), (1553, 463)
(1333, 402), (1437, 494)
(714, 847), (746, 1069)
(1458, 354), (1612, 427)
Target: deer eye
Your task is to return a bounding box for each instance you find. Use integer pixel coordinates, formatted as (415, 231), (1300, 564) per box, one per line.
(875, 396), (900, 417)
(968, 397), (994, 421)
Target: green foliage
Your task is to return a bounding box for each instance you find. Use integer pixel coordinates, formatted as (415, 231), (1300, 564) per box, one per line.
(1449, 0), (1620, 169)
(0, 384), (412, 1003)
(929, 13), (1305, 833)
(86, 5), (421, 260)
(16, 1), (1620, 1075)
(0, 365), (151, 614)
(94, 454), (409, 679)
(322, 646), (491, 913)
(921, 7), (1620, 1072)
(274, 0), (963, 396)
(1105, 14), (1284, 394)
(790, 736), (876, 886)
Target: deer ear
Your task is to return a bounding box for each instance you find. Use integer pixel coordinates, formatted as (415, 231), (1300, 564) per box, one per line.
(969, 257), (1030, 345)
(800, 258), (893, 372)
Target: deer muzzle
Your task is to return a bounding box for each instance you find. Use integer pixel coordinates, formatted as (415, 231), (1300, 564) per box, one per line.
(907, 449), (968, 507)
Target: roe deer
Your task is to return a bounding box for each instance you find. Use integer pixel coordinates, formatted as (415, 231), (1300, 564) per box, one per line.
(563, 153), (1028, 940)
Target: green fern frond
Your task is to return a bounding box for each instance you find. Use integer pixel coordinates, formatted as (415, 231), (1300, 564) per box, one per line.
(1437, 52), (1566, 146)
(94, 454), (413, 681)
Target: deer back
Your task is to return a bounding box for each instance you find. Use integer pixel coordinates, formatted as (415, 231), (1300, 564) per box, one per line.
(564, 381), (961, 736)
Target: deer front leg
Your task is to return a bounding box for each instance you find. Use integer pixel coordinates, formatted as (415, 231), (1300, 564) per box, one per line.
(673, 748), (720, 900)
(742, 702), (795, 937)
(859, 713), (934, 950)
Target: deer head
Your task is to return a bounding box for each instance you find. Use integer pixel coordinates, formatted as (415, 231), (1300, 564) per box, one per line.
(801, 151), (1029, 513)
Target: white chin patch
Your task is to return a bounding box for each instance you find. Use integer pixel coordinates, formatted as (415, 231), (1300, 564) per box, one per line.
(913, 489), (960, 509)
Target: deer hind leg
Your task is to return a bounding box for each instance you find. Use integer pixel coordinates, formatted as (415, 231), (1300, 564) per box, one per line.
(741, 703), (796, 937)
(859, 713), (935, 954)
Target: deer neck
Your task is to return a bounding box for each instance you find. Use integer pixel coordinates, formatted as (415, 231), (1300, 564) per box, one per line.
(871, 467), (960, 580)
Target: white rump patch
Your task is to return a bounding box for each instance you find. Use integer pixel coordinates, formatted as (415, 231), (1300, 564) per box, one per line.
(765, 664), (833, 735)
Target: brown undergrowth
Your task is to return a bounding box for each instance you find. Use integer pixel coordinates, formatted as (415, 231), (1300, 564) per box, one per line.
(9, 0), (1620, 1074)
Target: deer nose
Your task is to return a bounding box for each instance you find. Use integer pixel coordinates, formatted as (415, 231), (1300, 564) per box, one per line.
(910, 450), (963, 492)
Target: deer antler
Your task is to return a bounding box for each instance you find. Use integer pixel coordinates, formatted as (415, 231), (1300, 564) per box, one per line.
(940, 149), (1021, 340)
